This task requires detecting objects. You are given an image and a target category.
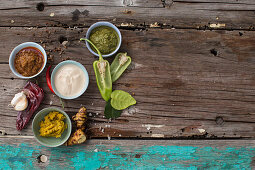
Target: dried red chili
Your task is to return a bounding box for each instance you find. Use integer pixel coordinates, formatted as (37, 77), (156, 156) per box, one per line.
(16, 82), (44, 131)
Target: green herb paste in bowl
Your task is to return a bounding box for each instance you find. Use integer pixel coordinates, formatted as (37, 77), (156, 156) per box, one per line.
(89, 26), (119, 55)
(85, 21), (122, 57)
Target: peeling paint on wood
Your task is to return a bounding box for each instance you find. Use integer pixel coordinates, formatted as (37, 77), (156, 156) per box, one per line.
(150, 22), (160, 28)
(142, 124), (165, 130)
(1, 142), (255, 169)
(120, 23), (135, 27)
(209, 23), (226, 28)
(151, 134), (165, 138)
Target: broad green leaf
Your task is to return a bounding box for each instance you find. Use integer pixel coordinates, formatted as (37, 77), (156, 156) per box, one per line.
(111, 90), (136, 110)
(104, 100), (122, 119)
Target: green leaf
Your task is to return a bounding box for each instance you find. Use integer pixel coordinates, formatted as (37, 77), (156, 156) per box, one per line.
(104, 100), (122, 119)
(111, 90), (136, 110)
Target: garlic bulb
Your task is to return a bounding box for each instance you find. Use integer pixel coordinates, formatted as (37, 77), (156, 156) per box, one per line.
(11, 91), (28, 111)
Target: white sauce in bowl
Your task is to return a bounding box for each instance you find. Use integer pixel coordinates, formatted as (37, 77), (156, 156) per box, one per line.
(54, 64), (86, 97)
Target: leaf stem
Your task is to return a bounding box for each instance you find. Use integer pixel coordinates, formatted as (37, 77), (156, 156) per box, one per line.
(80, 38), (103, 61)
(59, 97), (65, 109)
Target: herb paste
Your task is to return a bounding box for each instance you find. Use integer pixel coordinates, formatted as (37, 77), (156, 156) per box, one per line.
(89, 26), (119, 55)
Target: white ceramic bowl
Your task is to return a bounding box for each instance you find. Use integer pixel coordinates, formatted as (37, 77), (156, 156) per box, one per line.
(85, 21), (122, 57)
(9, 42), (47, 79)
(51, 60), (89, 100)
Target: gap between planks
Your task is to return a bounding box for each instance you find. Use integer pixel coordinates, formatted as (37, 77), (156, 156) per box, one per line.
(1, 25), (255, 32)
(0, 135), (251, 140)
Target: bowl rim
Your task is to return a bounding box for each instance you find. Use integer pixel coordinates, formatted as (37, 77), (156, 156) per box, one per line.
(51, 60), (89, 100)
(85, 21), (122, 58)
(9, 42), (47, 79)
(32, 107), (72, 147)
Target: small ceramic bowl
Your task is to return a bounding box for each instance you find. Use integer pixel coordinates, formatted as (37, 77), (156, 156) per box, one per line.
(32, 107), (72, 147)
(85, 21), (122, 57)
(51, 60), (89, 100)
(9, 42), (47, 79)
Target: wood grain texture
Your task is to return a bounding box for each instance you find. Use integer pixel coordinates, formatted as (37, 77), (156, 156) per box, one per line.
(1, 139), (255, 169)
(1, 27), (255, 139)
(1, 0), (255, 29)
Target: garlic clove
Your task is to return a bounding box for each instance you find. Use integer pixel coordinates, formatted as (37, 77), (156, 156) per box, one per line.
(11, 92), (24, 106)
(11, 91), (28, 111)
(14, 97), (28, 111)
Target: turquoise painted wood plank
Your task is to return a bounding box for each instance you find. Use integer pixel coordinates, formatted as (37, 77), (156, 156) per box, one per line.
(1, 141), (255, 169)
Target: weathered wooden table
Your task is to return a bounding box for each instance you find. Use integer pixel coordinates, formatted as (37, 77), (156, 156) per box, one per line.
(1, 0), (255, 169)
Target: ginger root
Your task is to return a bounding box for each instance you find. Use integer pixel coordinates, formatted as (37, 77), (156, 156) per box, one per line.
(72, 107), (87, 130)
(66, 107), (88, 146)
(66, 129), (86, 146)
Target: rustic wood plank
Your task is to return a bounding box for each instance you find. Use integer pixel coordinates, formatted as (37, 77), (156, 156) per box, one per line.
(1, 138), (255, 169)
(0, 0), (162, 9)
(174, 0), (255, 3)
(1, 0), (255, 29)
(1, 27), (255, 139)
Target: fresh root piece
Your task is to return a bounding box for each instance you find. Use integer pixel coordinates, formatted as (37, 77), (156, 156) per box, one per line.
(72, 107), (87, 129)
(66, 107), (88, 146)
(66, 129), (86, 146)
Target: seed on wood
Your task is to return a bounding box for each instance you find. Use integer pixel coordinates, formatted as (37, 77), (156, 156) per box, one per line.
(0, 130), (7, 135)
(198, 129), (206, 133)
(38, 155), (47, 163)
(62, 41), (69, 46)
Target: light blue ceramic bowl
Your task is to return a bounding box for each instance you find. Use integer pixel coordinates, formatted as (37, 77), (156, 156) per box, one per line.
(9, 42), (47, 79)
(32, 107), (72, 147)
(51, 60), (89, 99)
(85, 21), (122, 57)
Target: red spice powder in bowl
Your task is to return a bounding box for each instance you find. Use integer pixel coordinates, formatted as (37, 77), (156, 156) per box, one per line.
(9, 42), (47, 79)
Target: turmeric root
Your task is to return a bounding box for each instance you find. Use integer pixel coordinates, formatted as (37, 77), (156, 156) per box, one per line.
(66, 107), (88, 146)
(66, 129), (86, 146)
(72, 107), (87, 129)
